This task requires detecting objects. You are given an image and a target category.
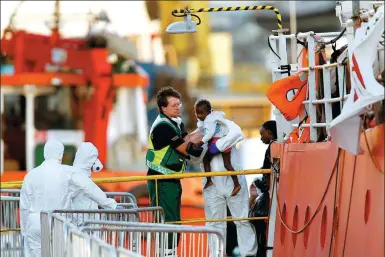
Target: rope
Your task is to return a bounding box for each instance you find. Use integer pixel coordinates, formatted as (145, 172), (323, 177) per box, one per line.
(341, 156), (358, 257)
(332, 150), (346, 257)
(319, 28), (347, 46)
(274, 148), (341, 234)
(172, 5), (283, 29)
(362, 126), (384, 173)
(328, 148), (341, 256)
(268, 36), (281, 60)
(0, 169), (271, 189)
(166, 216), (268, 224)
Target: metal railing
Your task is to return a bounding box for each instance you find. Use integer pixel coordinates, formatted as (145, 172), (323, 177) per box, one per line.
(41, 207), (165, 256)
(46, 212), (225, 257)
(79, 223), (225, 257)
(0, 190), (137, 204)
(46, 214), (145, 257)
(1, 196), (22, 257)
(106, 192), (137, 207)
(0, 189), (21, 197)
(52, 207), (165, 225)
(0, 230), (22, 257)
(269, 30), (352, 142)
(1, 196), (20, 229)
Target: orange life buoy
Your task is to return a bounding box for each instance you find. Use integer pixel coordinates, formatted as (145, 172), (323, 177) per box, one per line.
(267, 42), (326, 124)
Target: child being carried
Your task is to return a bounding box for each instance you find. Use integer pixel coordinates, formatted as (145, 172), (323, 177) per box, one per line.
(194, 99), (241, 197)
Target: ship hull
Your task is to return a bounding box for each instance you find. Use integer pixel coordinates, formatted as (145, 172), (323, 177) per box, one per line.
(271, 124), (384, 257)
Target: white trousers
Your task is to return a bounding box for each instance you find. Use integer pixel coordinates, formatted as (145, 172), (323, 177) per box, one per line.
(203, 179), (257, 257)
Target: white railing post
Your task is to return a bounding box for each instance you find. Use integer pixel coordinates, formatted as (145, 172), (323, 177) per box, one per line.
(276, 31), (294, 142)
(306, 35), (318, 142)
(346, 18), (355, 98)
(337, 65), (347, 109)
(322, 67), (333, 137)
(269, 35), (285, 142)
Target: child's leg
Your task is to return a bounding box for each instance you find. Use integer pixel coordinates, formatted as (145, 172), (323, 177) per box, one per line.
(222, 151), (241, 196)
(203, 153), (214, 189)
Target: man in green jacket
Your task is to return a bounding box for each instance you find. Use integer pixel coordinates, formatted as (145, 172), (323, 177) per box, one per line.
(146, 86), (203, 256)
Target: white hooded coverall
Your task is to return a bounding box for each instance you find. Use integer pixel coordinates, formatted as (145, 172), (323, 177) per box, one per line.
(64, 142), (114, 225)
(20, 140), (117, 257)
(194, 113), (257, 256)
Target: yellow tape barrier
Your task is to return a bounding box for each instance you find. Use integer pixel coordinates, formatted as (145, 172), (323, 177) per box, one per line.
(1, 169), (270, 189)
(0, 228), (21, 232)
(166, 216), (268, 224)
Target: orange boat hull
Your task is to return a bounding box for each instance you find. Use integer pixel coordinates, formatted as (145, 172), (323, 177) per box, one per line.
(271, 124), (384, 257)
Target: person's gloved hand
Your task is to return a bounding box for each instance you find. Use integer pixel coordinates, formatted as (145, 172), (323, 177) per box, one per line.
(187, 142), (204, 157)
(193, 141), (204, 148)
(116, 205), (125, 210)
(208, 141), (220, 155)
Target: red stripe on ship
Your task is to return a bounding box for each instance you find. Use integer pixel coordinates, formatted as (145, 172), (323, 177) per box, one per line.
(352, 54), (366, 89)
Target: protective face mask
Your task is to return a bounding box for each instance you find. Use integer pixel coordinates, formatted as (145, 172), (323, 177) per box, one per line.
(171, 117), (182, 126)
(92, 159), (103, 172)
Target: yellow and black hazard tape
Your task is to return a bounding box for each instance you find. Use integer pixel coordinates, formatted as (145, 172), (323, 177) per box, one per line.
(172, 5), (283, 29)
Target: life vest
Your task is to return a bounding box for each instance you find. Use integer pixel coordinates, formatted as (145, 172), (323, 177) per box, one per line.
(146, 114), (186, 175)
(285, 116), (311, 143)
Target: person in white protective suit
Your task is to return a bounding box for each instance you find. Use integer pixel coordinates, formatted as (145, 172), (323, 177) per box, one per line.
(189, 115), (258, 257)
(65, 142), (123, 225)
(20, 139), (118, 257)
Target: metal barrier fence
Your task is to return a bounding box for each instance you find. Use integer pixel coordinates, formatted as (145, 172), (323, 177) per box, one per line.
(79, 223), (225, 257)
(0, 191), (138, 228)
(0, 230), (22, 257)
(40, 209), (143, 257)
(1, 196), (22, 257)
(45, 211), (224, 257)
(43, 213), (145, 257)
(52, 207), (165, 226)
(0, 189), (21, 197)
(117, 247), (144, 257)
(41, 207), (164, 256)
(106, 192), (137, 207)
(1, 196), (20, 229)
(0, 189), (137, 204)
(68, 227), (145, 257)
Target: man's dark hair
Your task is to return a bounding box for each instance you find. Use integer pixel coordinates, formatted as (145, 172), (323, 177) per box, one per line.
(262, 120), (277, 140)
(254, 178), (269, 193)
(156, 87), (181, 109)
(194, 99), (212, 113)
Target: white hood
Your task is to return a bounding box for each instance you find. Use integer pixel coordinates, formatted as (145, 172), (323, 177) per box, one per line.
(73, 142), (101, 176)
(43, 139), (64, 163)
